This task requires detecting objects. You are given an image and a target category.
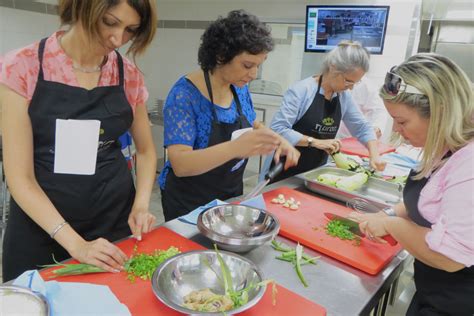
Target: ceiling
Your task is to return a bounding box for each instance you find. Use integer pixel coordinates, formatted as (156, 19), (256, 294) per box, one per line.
(33, 0), (473, 21)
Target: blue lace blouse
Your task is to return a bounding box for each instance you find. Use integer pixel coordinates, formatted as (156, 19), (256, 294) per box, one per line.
(158, 76), (256, 189)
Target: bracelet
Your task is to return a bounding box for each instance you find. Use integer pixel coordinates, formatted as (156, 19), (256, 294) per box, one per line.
(382, 207), (397, 217)
(50, 221), (69, 239)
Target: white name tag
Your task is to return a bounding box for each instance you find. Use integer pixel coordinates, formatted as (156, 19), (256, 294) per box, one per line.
(231, 127), (252, 141)
(54, 119), (101, 175)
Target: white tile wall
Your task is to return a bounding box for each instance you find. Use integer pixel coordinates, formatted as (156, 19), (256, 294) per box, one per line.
(1, 1), (418, 108)
(135, 28), (203, 112)
(0, 8), (58, 55)
(0, 0), (418, 165)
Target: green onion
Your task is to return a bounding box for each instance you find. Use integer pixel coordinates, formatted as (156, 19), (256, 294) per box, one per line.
(213, 244), (233, 295)
(42, 246), (181, 281)
(40, 255), (106, 278)
(295, 244), (308, 287)
(325, 219), (361, 246)
(213, 245), (276, 309)
(271, 240), (319, 287)
(124, 246), (180, 282)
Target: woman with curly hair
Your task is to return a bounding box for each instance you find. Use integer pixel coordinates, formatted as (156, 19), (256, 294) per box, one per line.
(159, 10), (299, 220)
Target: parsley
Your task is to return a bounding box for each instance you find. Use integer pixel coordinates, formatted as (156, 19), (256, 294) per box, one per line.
(124, 246), (180, 282)
(325, 219), (361, 246)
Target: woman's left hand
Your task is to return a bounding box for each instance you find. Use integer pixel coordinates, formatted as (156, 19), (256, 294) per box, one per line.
(274, 136), (300, 170)
(128, 208), (156, 241)
(369, 155), (386, 171)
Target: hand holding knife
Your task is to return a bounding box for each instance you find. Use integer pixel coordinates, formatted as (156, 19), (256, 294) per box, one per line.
(324, 212), (398, 246)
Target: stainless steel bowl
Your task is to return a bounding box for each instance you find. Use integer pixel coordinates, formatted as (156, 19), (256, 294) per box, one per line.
(151, 250), (265, 315)
(0, 285), (49, 316)
(197, 204), (280, 253)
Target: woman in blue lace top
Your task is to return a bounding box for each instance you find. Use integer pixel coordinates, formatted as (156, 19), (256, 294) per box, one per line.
(159, 10), (299, 220)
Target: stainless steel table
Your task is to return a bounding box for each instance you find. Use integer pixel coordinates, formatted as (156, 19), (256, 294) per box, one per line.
(164, 176), (409, 316)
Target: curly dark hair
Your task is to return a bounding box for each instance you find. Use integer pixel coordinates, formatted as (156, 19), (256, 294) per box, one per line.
(198, 10), (274, 72)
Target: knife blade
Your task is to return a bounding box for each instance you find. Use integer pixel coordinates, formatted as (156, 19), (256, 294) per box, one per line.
(242, 158), (286, 200)
(324, 212), (398, 246)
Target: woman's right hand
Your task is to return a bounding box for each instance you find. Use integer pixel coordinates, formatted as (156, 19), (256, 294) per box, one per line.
(313, 138), (341, 154)
(70, 238), (129, 273)
(234, 128), (280, 158)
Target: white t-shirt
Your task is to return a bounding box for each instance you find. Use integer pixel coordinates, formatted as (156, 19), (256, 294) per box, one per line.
(337, 77), (388, 139)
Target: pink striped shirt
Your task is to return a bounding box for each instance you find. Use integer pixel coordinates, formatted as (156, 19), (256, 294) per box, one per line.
(419, 141), (474, 267)
(0, 31), (148, 113)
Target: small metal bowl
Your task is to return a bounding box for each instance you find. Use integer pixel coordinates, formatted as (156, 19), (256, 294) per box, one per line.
(197, 204), (280, 253)
(151, 250), (265, 315)
(0, 285), (49, 316)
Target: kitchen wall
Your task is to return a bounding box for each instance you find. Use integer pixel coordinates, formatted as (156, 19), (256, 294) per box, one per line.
(0, 0), (421, 167)
(0, 0), (431, 105)
(0, 5), (58, 56)
(147, 0), (420, 145)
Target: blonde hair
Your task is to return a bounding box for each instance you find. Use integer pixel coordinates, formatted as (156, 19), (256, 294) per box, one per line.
(380, 53), (474, 179)
(321, 40), (370, 74)
(58, 0), (157, 60)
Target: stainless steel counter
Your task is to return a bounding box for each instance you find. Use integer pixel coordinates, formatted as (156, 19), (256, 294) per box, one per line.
(164, 176), (409, 316)
(4, 175), (407, 315)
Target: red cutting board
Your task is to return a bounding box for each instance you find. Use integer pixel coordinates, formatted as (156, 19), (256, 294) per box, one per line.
(340, 137), (395, 157)
(264, 187), (402, 275)
(40, 226), (326, 316)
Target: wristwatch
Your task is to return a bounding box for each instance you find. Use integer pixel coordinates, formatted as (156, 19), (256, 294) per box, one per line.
(307, 137), (314, 148)
(382, 207), (397, 217)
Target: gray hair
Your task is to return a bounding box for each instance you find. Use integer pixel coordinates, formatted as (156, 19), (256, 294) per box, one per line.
(321, 41), (370, 74)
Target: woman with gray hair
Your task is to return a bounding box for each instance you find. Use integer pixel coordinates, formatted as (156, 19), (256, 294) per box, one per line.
(349, 53), (474, 315)
(262, 40), (385, 182)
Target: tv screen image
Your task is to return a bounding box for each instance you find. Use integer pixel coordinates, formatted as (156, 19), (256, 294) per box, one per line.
(305, 5), (390, 54)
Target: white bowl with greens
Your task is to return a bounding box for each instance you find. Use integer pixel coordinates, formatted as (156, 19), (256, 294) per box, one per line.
(151, 249), (270, 314)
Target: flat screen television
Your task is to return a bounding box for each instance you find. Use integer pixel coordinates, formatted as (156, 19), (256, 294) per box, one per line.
(305, 5), (390, 54)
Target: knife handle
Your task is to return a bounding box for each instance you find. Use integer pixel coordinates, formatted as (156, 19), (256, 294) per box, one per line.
(382, 235), (398, 246)
(266, 157), (286, 181)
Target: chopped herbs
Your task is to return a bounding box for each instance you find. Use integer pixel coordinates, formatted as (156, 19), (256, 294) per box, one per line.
(124, 246), (180, 282)
(43, 246), (181, 280)
(325, 219), (361, 246)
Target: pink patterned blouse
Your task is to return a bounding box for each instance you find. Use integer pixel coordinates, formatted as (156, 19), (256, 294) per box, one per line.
(0, 31), (148, 113)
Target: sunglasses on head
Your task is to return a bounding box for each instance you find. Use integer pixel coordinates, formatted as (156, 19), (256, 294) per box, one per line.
(384, 66), (424, 96)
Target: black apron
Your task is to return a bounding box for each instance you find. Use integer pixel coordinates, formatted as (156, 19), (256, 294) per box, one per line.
(161, 72), (251, 221)
(404, 168), (474, 316)
(2, 38), (135, 281)
(271, 75), (341, 183)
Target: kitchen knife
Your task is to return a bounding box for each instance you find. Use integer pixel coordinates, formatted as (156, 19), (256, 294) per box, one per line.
(242, 158), (286, 200)
(324, 212), (398, 246)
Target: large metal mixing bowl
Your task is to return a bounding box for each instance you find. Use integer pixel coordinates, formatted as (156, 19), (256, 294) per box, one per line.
(197, 204), (280, 253)
(151, 250), (265, 315)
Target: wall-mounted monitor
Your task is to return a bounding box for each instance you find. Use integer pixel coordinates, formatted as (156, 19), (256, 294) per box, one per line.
(305, 5), (390, 54)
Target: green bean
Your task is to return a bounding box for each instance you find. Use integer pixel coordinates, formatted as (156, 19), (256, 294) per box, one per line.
(270, 240), (319, 287)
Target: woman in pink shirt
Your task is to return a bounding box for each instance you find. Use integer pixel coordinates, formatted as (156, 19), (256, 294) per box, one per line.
(0, 0), (158, 281)
(350, 53), (474, 315)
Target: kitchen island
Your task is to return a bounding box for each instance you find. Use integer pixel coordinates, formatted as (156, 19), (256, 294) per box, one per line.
(166, 175), (409, 316)
(3, 175), (408, 316)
